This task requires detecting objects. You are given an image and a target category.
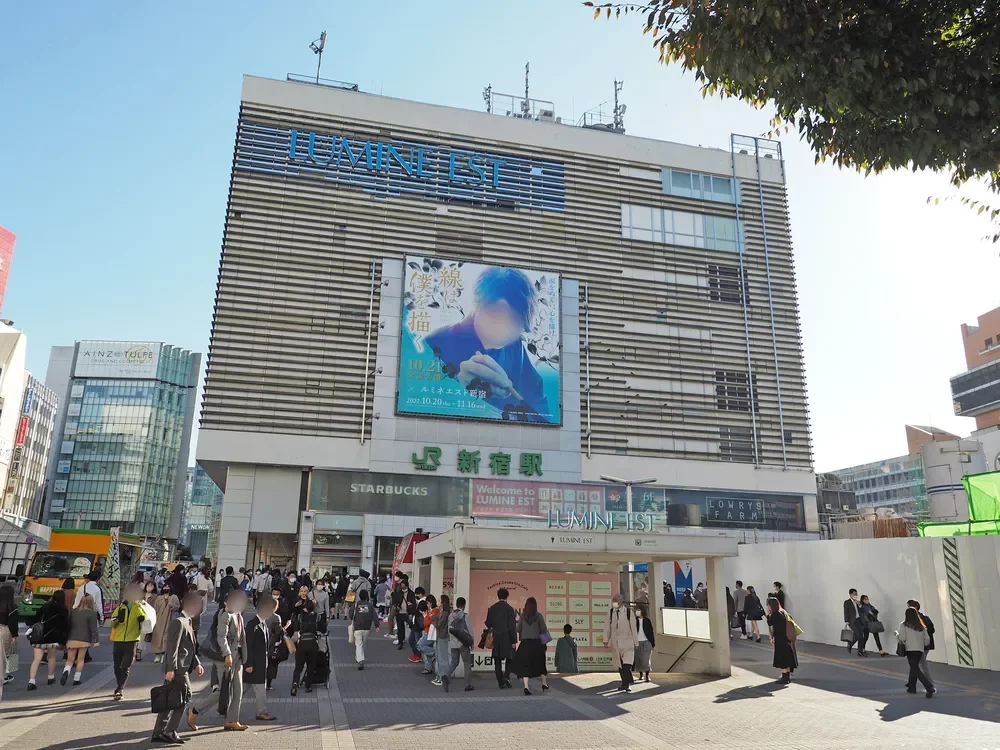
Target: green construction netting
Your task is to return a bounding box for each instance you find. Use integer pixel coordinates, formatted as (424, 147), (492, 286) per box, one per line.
(964, 471), (1000, 521)
(917, 470), (1000, 537)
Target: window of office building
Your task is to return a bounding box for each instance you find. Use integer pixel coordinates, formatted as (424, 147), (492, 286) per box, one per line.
(708, 263), (749, 305)
(621, 204), (740, 252)
(662, 168), (737, 204)
(719, 427), (756, 463)
(715, 370), (759, 413)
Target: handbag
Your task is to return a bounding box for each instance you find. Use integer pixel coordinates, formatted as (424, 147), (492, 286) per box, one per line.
(450, 618), (475, 649)
(895, 639), (907, 657)
(540, 629), (553, 645)
(347, 624), (355, 644)
(150, 680), (185, 713)
(479, 629), (494, 650)
(840, 627), (854, 644)
(868, 619), (885, 634)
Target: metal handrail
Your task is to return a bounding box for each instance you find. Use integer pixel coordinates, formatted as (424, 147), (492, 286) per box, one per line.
(286, 73), (359, 92)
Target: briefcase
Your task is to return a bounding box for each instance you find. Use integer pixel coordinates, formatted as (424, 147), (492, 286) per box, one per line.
(150, 681), (185, 714)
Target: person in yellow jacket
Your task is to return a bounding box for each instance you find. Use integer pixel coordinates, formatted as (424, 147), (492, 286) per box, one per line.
(110, 584), (146, 700)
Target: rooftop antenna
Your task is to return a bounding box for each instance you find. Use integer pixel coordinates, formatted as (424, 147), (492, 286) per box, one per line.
(521, 61), (531, 116)
(613, 79), (626, 133)
(310, 31), (327, 84)
(483, 84), (492, 113)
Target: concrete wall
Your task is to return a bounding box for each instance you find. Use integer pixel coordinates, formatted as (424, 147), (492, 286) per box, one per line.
(724, 537), (1000, 671)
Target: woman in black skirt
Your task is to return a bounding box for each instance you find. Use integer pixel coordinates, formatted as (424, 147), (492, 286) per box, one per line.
(766, 596), (797, 684)
(512, 597), (549, 695)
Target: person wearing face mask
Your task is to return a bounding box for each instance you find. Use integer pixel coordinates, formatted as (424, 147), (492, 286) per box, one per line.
(424, 267), (551, 421)
(189, 590), (249, 732)
(603, 594), (638, 692)
(279, 572), (298, 615)
(843, 588), (864, 655)
(313, 581), (331, 632)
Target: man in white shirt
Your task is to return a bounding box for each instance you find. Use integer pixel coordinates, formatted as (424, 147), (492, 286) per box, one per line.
(74, 571), (105, 624)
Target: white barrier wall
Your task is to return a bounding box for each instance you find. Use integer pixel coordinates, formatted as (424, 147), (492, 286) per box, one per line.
(723, 536), (1000, 671)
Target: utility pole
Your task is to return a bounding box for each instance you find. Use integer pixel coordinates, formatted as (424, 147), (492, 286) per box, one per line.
(310, 31), (327, 84)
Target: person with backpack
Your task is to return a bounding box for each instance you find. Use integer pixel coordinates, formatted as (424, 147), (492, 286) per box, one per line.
(74, 570), (105, 625)
(290, 599), (319, 695)
(766, 595), (798, 684)
(27, 589), (70, 691)
(351, 589), (377, 669)
(346, 570), (372, 620)
(445, 596), (474, 692)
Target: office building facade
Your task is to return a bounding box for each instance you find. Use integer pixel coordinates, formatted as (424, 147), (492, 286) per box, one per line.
(0, 323), (28, 519)
(198, 76), (818, 575)
(184, 465), (223, 559)
(43, 341), (201, 539)
(1, 373), (57, 523)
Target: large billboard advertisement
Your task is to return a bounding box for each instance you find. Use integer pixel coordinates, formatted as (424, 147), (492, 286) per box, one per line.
(74, 341), (161, 379)
(397, 256), (561, 424)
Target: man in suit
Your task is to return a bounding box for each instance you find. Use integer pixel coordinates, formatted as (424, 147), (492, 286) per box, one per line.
(484, 588), (517, 689)
(151, 592), (204, 745)
(217, 590), (249, 731)
(243, 595), (278, 722)
(844, 588), (863, 655)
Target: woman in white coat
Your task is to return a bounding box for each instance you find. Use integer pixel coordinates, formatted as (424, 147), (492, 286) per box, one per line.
(603, 593), (638, 692)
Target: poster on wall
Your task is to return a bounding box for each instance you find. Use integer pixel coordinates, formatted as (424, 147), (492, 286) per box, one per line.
(397, 256), (561, 424)
(469, 569), (618, 672)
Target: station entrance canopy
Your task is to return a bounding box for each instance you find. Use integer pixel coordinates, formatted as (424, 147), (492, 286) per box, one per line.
(413, 525), (738, 676)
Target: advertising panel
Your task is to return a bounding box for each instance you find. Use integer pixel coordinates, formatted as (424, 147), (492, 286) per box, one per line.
(15, 416), (27, 446)
(470, 479), (605, 519)
(74, 341), (161, 379)
(21, 387), (34, 416)
(57, 460), (71, 473)
(397, 256), (561, 424)
(469, 570), (619, 672)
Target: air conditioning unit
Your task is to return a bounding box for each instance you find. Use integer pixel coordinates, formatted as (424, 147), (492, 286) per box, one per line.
(842, 505), (851, 511)
(824, 503), (832, 511)
(538, 109), (556, 123)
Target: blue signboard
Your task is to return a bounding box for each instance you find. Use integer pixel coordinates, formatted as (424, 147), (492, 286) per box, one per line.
(21, 387), (33, 416)
(235, 122), (565, 212)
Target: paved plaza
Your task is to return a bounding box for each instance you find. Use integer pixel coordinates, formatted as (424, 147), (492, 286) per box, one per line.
(1, 616), (997, 750)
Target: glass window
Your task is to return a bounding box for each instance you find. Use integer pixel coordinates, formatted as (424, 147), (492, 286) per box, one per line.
(671, 170), (693, 197)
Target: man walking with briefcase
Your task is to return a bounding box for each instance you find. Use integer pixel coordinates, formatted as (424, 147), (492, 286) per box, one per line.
(151, 592), (204, 745)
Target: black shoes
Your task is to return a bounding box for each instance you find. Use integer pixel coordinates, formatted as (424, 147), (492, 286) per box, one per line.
(290, 683), (298, 697)
(524, 688), (531, 696)
(151, 734), (184, 745)
(542, 685), (549, 692)
(358, 661), (365, 671)
(60, 670), (69, 686)
(26, 682), (37, 691)
(464, 684), (474, 692)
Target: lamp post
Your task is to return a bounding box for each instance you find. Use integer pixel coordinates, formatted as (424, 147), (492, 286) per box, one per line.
(600, 474), (656, 603)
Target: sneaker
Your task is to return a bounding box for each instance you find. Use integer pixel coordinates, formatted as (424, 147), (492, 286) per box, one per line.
(464, 684), (475, 692)
(431, 678), (442, 686)
(392, 639), (399, 645)
(4, 674), (15, 685)
(926, 688), (936, 698)
(153, 655), (163, 663)
(408, 655), (422, 664)
(420, 669), (433, 675)
(212, 684), (220, 693)
(113, 690), (123, 701)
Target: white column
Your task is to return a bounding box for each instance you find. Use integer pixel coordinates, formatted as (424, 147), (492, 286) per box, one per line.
(706, 555), (732, 677)
(217, 465), (254, 574)
(296, 512), (315, 573)
(430, 554), (445, 598)
(453, 548), (471, 609)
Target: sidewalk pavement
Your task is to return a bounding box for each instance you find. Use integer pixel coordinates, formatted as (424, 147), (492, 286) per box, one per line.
(0, 613), (996, 749)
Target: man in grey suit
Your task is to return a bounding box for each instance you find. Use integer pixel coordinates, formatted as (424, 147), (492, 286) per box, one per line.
(217, 590), (249, 731)
(151, 592), (204, 745)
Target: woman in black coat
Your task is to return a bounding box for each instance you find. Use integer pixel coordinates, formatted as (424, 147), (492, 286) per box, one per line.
(27, 589), (70, 689)
(743, 586), (764, 643)
(766, 595), (797, 684)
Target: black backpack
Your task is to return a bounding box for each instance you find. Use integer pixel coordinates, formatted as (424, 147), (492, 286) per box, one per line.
(353, 603), (373, 631)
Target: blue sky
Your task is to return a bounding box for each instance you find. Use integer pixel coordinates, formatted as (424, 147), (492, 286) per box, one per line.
(2, 1), (999, 471)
